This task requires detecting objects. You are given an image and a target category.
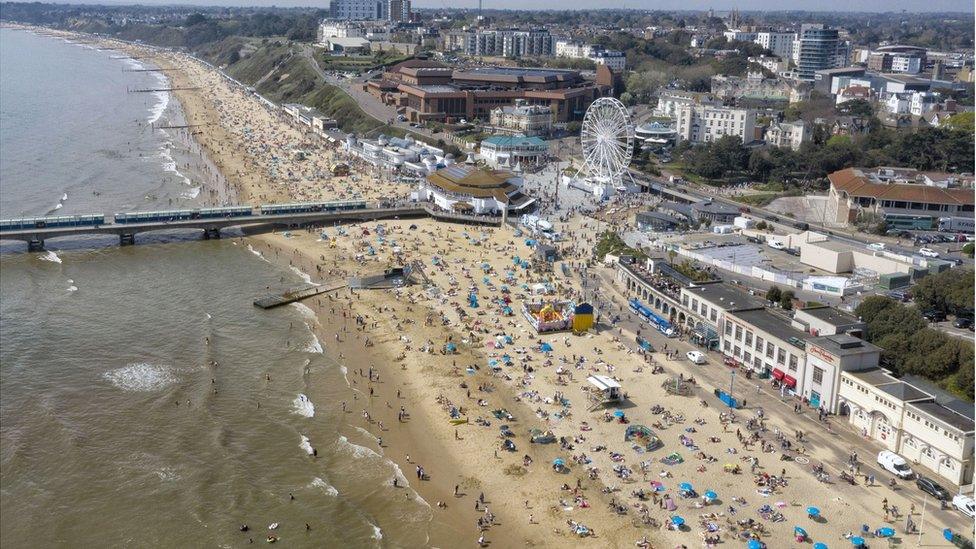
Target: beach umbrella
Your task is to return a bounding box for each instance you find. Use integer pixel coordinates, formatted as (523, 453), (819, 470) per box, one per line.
(445, 342), (457, 353)
(850, 537), (865, 547)
(813, 543), (828, 549)
(552, 458), (565, 466)
(540, 342), (553, 352)
(670, 516), (685, 526)
(613, 410), (625, 418)
(806, 506), (820, 517)
(679, 482), (694, 491)
(944, 529), (955, 542)
(877, 527), (895, 538)
(747, 539), (763, 549)
(794, 527), (808, 537)
(704, 490), (717, 500)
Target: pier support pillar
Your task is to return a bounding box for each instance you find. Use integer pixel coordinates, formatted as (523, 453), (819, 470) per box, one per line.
(27, 238), (44, 252)
(120, 233), (135, 246)
(203, 227), (221, 240)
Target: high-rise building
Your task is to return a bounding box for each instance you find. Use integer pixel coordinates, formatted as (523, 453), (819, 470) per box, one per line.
(755, 31), (796, 60)
(387, 0), (411, 22)
(330, 0), (386, 20)
(794, 24), (847, 81)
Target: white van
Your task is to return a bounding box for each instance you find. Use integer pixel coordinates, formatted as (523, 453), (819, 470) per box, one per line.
(877, 450), (914, 479)
(686, 351), (707, 364)
(768, 240), (786, 250)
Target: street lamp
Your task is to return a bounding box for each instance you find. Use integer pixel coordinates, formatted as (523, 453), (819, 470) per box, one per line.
(729, 368), (736, 409)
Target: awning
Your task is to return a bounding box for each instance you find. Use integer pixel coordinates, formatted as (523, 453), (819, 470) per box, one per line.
(783, 375), (797, 388)
(772, 369), (785, 381)
(588, 375), (621, 391)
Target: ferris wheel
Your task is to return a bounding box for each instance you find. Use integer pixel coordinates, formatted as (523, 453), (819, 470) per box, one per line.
(579, 97), (635, 187)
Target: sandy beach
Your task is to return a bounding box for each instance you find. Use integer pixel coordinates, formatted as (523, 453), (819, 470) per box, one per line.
(15, 24), (972, 548)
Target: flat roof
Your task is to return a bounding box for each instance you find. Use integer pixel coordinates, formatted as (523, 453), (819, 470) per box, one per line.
(482, 136), (547, 147)
(730, 309), (812, 348)
(809, 333), (882, 356)
(683, 282), (765, 312)
(796, 306), (863, 327)
(693, 200), (740, 215)
(847, 367), (899, 386)
(414, 84), (459, 93)
(908, 401), (975, 433)
(809, 238), (855, 252)
(876, 381), (932, 402)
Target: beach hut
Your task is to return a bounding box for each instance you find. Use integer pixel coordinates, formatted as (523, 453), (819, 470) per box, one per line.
(572, 303), (595, 332)
(587, 375), (622, 409)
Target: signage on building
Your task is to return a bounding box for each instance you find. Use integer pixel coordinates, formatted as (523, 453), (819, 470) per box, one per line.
(809, 345), (835, 364)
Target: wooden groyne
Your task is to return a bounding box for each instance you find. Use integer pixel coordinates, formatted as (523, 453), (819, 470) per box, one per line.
(253, 281), (347, 309)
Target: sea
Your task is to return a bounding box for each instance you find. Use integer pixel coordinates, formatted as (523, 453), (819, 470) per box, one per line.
(0, 28), (431, 547)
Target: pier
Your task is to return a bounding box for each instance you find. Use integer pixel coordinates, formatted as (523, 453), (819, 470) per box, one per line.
(1, 203), (502, 251)
(253, 281), (347, 309)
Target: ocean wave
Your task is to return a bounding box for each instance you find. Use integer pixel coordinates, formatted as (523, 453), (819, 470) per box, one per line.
(303, 332), (324, 354)
(309, 477), (339, 496)
(67, 285), (79, 292)
(293, 394), (314, 418)
(289, 265), (319, 286)
(354, 426), (380, 445)
(154, 467), (181, 482)
(290, 303), (318, 324)
(148, 89), (169, 125)
(336, 435), (381, 460)
(181, 186), (201, 200)
(103, 363), (179, 392)
(299, 434), (315, 456)
(38, 251), (62, 264)
(246, 244), (270, 263)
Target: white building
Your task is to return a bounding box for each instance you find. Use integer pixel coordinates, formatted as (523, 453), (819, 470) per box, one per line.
(755, 31), (796, 59)
(590, 49), (627, 71)
(489, 99), (552, 136)
(884, 93), (911, 114)
(451, 28), (554, 58)
(554, 41), (625, 70)
(555, 40), (592, 58)
(418, 164), (535, 215)
(723, 29), (758, 43)
(910, 91), (940, 116)
(654, 90), (722, 118)
(891, 55), (922, 74)
(675, 104), (757, 144)
(801, 333), (882, 413)
(722, 308), (810, 390)
(766, 120), (808, 151)
(330, 0), (386, 20)
(749, 55), (789, 75)
(479, 136), (549, 169)
(838, 368), (974, 487)
(318, 21), (363, 41)
(344, 133), (449, 175)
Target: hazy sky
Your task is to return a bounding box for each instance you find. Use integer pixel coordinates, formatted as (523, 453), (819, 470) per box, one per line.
(42, 0), (976, 12)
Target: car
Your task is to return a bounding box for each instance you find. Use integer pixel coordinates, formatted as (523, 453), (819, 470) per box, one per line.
(922, 310), (946, 323)
(916, 475), (951, 501)
(952, 494), (975, 518)
(918, 247), (939, 258)
(867, 242), (886, 251)
(885, 290), (911, 302)
(953, 317), (973, 329)
(768, 240), (786, 250)
(786, 248), (801, 256)
(686, 351), (707, 364)
(877, 451), (914, 479)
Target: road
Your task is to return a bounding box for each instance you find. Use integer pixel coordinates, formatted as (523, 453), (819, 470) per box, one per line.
(570, 264), (974, 528)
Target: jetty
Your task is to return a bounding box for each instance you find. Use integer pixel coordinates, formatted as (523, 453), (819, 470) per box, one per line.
(253, 281), (346, 309)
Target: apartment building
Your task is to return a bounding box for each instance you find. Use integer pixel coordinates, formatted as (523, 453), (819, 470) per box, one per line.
(654, 90), (722, 118)
(447, 28), (554, 58)
(755, 31), (796, 59)
(330, 0), (386, 20)
(839, 368), (974, 487)
(765, 120), (808, 151)
(794, 24), (849, 81)
(555, 41), (626, 70)
(675, 104), (757, 144)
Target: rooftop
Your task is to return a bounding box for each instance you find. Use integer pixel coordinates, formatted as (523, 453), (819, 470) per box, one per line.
(730, 308), (812, 348)
(908, 401), (975, 433)
(875, 381), (933, 402)
(808, 333), (882, 357)
(829, 168), (974, 206)
(692, 200), (740, 216)
(426, 165), (518, 202)
(481, 136), (548, 148)
(847, 367), (900, 386)
(683, 281), (765, 312)
(795, 306), (863, 328)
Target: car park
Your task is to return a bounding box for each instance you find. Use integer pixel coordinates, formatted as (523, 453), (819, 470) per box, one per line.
(686, 351), (707, 364)
(877, 451), (914, 479)
(918, 247), (939, 258)
(916, 475), (951, 501)
(952, 494), (975, 518)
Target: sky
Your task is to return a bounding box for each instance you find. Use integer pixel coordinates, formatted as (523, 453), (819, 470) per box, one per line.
(40, 0), (976, 12)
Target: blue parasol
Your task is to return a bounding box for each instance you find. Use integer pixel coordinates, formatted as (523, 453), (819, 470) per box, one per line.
(679, 482), (694, 491)
(813, 543), (828, 549)
(747, 539), (763, 549)
(877, 527), (895, 538)
(850, 537), (865, 547)
(671, 516), (685, 526)
(540, 342), (553, 352)
(613, 410), (625, 418)
(704, 490), (717, 500)
(794, 526), (808, 537)
(807, 506), (820, 517)
(553, 458), (565, 466)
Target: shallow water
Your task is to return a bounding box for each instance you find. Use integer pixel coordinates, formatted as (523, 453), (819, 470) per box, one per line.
(0, 28), (431, 547)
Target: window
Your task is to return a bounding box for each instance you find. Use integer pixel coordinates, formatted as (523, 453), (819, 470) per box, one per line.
(725, 322), (733, 336)
(812, 366), (824, 385)
(745, 331), (753, 346)
(766, 342), (774, 358)
(789, 355), (798, 372)
(692, 299), (699, 312)
(777, 348), (786, 365)
(744, 351), (752, 363)
(734, 345), (741, 357)
(735, 326), (743, 340)
(682, 295), (689, 307)
(724, 340), (731, 352)
(710, 309), (717, 322)
(756, 336), (764, 351)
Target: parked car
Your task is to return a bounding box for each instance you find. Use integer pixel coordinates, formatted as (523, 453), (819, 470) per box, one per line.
(922, 310), (946, 322)
(916, 475), (951, 501)
(952, 494), (975, 518)
(885, 290), (911, 302)
(868, 242), (886, 251)
(768, 240), (786, 250)
(918, 247), (940, 258)
(877, 451), (914, 479)
(953, 317), (973, 329)
(686, 351), (707, 365)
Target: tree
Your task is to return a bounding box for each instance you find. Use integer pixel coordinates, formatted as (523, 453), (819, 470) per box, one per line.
(963, 242), (974, 258)
(836, 98), (875, 118)
(911, 269), (975, 315)
(779, 289), (795, 310)
(755, 221), (768, 231)
(855, 295), (898, 324)
(765, 285), (782, 304)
